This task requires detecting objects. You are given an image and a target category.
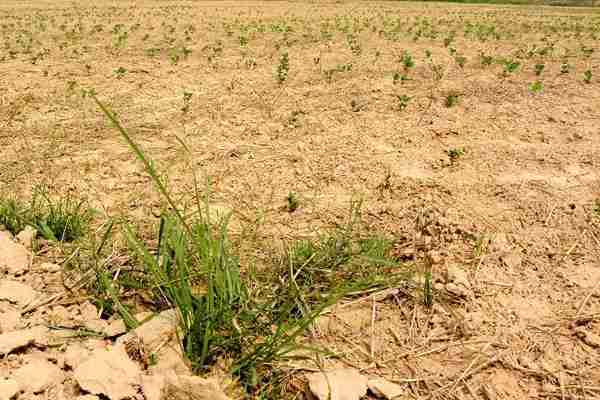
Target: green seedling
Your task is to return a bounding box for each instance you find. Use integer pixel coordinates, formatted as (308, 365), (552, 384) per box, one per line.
(534, 63), (545, 76)
(277, 52), (289, 84)
(529, 81), (543, 93)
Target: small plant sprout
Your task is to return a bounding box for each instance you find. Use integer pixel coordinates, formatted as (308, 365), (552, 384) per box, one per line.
(115, 66), (127, 78)
(529, 81), (543, 93)
(446, 147), (465, 162)
(480, 53), (493, 66)
(534, 63), (545, 76)
(350, 99), (366, 113)
(423, 271), (433, 307)
(425, 49), (432, 59)
(430, 64), (444, 81)
(285, 192), (299, 213)
(277, 52), (289, 84)
(394, 94), (411, 111)
(583, 69), (592, 84)
(454, 55), (466, 69)
(444, 93), (459, 107)
(594, 200), (600, 216)
(400, 51), (415, 71)
(503, 60), (520, 76)
(561, 62), (570, 74)
(393, 72), (409, 85)
(181, 91), (192, 114)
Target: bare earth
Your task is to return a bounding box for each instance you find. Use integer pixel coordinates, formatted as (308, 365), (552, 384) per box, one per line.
(1, 1), (600, 399)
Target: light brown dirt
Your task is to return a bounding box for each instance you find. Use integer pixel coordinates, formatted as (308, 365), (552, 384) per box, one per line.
(1, 1), (600, 399)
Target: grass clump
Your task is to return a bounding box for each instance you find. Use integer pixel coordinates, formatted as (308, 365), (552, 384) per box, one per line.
(93, 95), (372, 392)
(0, 189), (91, 242)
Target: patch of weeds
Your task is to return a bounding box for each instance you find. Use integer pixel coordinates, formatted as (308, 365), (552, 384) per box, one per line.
(529, 80), (543, 94)
(276, 52), (289, 84)
(0, 197), (29, 234)
(285, 192), (299, 213)
(583, 69), (592, 84)
(446, 147), (465, 162)
(0, 190), (91, 242)
(275, 202), (408, 314)
(33, 191), (91, 242)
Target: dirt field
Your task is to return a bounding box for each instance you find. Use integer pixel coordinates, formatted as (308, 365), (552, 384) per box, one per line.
(1, 1), (600, 399)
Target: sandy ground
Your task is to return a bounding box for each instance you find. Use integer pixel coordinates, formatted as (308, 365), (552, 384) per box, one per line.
(1, 1), (600, 399)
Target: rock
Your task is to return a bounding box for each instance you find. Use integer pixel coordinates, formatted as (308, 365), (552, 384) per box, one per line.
(0, 232), (30, 275)
(445, 265), (470, 287)
(0, 378), (18, 400)
(148, 342), (190, 375)
(39, 262), (61, 273)
(116, 309), (178, 349)
(83, 319), (109, 334)
(0, 280), (39, 308)
(490, 233), (510, 253)
(16, 226), (37, 249)
(141, 374), (166, 400)
(0, 326), (47, 356)
(367, 378), (404, 399)
(574, 327), (600, 348)
(445, 282), (471, 298)
(63, 342), (92, 369)
(13, 359), (63, 393)
(164, 374), (230, 400)
(104, 311), (153, 338)
(73, 345), (142, 400)
(518, 354), (537, 370)
(104, 319), (127, 338)
(444, 265), (472, 298)
(79, 301), (99, 321)
(500, 251), (522, 269)
(0, 309), (20, 333)
(307, 369), (368, 400)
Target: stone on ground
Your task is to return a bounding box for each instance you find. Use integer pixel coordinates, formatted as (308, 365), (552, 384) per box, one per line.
(307, 369), (368, 400)
(116, 309), (178, 348)
(16, 226), (37, 249)
(0, 309), (20, 333)
(0, 326), (47, 356)
(0, 232), (30, 275)
(0, 378), (19, 400)
(73, 345), (142, 400)
(0, 280), (39, 308)
(164, 374), (231, 400)
(13, 358), (63, 393)
(367, 378), (405, 399)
